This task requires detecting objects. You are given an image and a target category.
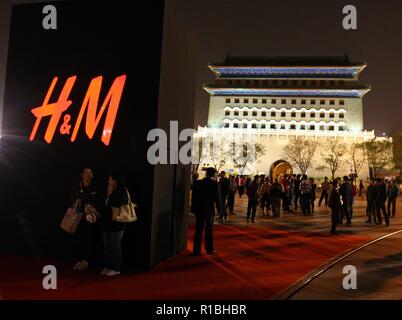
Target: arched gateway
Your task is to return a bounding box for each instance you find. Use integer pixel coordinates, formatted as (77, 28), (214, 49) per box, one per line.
(270, 160), (293, 178)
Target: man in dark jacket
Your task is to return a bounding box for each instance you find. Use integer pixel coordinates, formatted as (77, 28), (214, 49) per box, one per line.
(328, 181), (341, 234)
(387, 180), (399, 218)
(246, 175), (260, 223)
(339, 176), (352, 224)
(374, 177), (389, 226)
(366, 180), (376, 223)
(218, 171), (230, 221)
(191, 167), (220, 255)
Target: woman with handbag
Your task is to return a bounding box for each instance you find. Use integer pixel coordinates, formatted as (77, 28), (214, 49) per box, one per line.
(101, 173), (134, 276)
(71, 167), (100, 271)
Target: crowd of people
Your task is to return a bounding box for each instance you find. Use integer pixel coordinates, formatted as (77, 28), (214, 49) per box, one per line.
(191, 169), (400, 254)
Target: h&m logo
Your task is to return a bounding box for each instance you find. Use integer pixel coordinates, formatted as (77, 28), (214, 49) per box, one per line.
(29, 75), (127, 146)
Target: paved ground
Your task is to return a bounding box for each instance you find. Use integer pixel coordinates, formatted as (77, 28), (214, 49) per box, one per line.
(221, 194), (402, 239)
(1, 194), (401, 299)
(291, 231), (402, 300)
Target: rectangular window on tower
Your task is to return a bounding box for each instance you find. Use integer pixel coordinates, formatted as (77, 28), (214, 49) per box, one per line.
(271, 111), (276, 117)
(226, 98), (231, 103)
(253, 99), (258, 104)
(262, 99), (267, 104)
(225, 110), (230, 116)
(291, 99), (296, 105)
(272, 99), (276, 104)
(261, 111), (266, 117)
(252, 111), (257, 117)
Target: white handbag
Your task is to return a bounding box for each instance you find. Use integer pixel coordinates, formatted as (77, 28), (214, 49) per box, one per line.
(112, 189), (138, 223)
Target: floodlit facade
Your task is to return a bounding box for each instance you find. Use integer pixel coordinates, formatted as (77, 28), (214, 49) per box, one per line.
(198, 55), (376, 178)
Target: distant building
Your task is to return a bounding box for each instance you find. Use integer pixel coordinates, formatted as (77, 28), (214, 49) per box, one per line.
(197, 55), (376, 178)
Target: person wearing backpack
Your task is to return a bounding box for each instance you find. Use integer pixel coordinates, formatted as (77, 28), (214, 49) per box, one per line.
(387, 180), (399, 218)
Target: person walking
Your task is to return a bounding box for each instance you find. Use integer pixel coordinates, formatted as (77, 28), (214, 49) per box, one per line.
(387, 179), (399, 218)
(373, 177), (389, 226)
(246, 175), (259, 223)
(191, 168), (220, 256)
(328, 180), (342, 235)
(318, 177), (330, 207)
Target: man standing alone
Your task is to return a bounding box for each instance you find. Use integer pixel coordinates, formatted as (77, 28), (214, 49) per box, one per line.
(191, 168), (220, 255)
(374, 177), (389, 226)
(387, 180), (399, 218)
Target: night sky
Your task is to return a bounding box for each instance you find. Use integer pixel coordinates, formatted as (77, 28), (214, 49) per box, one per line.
(174, 0), (402, 135)
(1, 0), (401, 135)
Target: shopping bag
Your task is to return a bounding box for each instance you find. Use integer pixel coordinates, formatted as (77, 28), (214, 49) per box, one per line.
(60, 200), (84, 233)
(112, 189), (138, 223)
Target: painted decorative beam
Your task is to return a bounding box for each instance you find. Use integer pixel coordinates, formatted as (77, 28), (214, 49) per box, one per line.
(203, 87), (371, 98)
(208, 65), (366, 79)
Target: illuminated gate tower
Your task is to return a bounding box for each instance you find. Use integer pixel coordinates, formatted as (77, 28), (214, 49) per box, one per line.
(198, 55), (375, 178)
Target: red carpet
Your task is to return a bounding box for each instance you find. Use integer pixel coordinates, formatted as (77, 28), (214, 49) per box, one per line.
(0, 224), (369, 300)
